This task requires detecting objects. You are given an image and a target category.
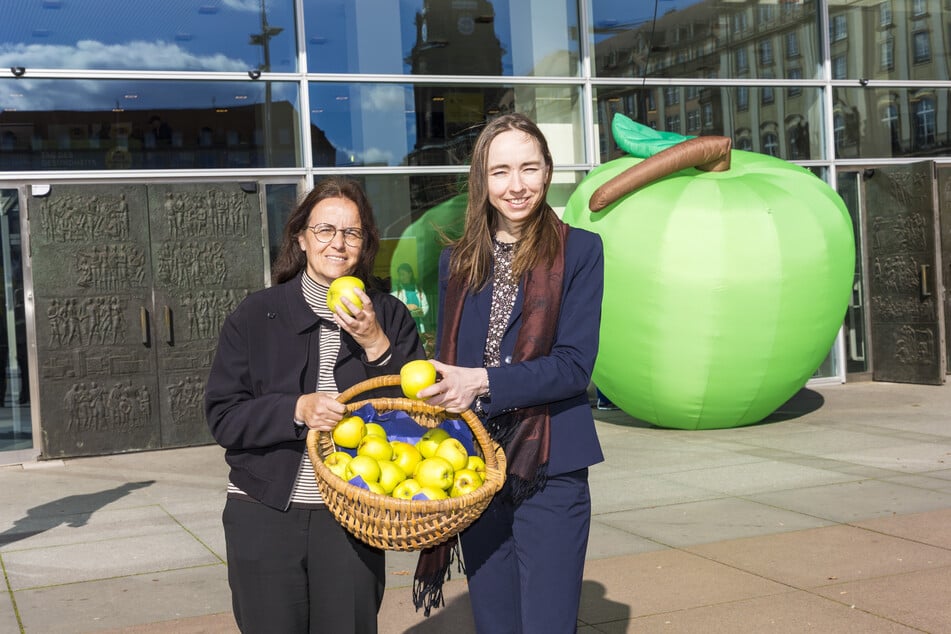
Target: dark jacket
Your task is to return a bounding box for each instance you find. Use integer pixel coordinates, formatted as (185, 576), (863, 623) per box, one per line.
(205, 272), (426, 510)
(436, 227), (605, 475)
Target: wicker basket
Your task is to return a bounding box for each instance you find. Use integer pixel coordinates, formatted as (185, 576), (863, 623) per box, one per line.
(306, 374), (506, 552)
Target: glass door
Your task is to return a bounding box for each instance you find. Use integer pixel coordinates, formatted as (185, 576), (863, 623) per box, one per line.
(0, 189), (32, 459)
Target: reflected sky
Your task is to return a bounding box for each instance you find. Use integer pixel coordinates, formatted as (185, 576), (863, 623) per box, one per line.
(0, 0), (298, 72)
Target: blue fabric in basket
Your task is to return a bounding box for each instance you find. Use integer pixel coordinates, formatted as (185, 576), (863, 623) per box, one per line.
(334, 403), (475, 457)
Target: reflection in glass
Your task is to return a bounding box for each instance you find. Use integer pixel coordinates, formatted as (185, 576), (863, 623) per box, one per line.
(0, 190), (31, 453)
(309, 83), (583, 168)
(0, 80), (301, 171)
(0, 0), (298, 72)
(594, 85), (823, 162)
(832, 87), (950, 159)
(835, 171), (868, 375)
(305, 0), (579, 76)
(831, 1), (951, 81)
(591, 0), (819, 80)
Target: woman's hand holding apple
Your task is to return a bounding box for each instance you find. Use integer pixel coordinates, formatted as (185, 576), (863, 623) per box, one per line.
(331, 286), (391, 361)
(419, 360), (488, 414)
(294, 391), (346, 431)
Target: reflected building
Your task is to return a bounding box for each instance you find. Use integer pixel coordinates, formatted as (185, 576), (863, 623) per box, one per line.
(2, 0), (951, 461)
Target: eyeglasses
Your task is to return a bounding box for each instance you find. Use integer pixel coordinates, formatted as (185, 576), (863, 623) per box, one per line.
(307, 223), (365, 248)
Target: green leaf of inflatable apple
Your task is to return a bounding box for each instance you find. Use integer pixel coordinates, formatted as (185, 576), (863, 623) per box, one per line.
(564, 114), (855, 429)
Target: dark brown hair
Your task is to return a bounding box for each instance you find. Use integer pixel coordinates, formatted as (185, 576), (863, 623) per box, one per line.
(271, 176), (380, 285)
(449, 113), (561, 290)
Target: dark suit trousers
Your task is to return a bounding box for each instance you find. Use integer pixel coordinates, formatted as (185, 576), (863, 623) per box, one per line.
(460, 469), (591, 634)
(223, 498), (385, 634)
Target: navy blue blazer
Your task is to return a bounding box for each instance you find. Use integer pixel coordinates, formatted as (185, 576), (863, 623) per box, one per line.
(436, 227), (605, 476)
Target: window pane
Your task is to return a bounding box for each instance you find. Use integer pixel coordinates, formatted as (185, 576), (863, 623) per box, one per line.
(832, 1), (951, 81)
(832, 87), (950, 159)
(0, 0), (298, 72)
(0, 79), (301, 171)
(591, 0), (820, 80)
(594, 85), (824, 162)
(309, 83), (583, 168)
(304, 0), (580, 76)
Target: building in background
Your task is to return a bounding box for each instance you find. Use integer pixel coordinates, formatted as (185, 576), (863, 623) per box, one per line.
(1, 0), (949, 463)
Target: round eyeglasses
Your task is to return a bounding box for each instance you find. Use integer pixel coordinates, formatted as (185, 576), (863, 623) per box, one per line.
(307, 224), (365, 248)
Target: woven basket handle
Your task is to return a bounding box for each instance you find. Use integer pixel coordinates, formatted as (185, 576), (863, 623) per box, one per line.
(335, 374), (449, 418)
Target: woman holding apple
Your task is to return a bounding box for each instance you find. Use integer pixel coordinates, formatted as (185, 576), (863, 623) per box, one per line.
(417, 113), (605, 633)
(205, 176), (425, 634)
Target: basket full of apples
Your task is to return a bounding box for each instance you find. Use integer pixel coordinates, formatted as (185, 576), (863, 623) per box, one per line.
(306, 362), (507, 552)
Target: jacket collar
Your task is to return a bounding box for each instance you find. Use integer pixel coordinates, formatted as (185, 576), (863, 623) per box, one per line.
(282, 271), (325, 334)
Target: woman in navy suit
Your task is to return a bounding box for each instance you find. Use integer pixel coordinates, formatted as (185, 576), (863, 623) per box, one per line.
(418, 113), (604, 633)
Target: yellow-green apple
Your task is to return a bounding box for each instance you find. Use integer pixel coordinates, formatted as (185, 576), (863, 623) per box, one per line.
(365, 481), (386, 495)
(332, 415), (366, 449)
(449, 468), (483, 497)
(415, 486), (449, 500)
(466, 455), (486, 477)
(357, 434), (393, 462)
(377, 460), (406, 494)
(392, 478), (422, 500)
(323, 451), (352, 479)
(434, 437), (468, 471)
(414, 456), (454, 491)
(365, 422), (387, 439)
(416, 427), (451, 458)
(390, 441), (423, 477)
(400, 359), (437, 399)
(327, 275), (365, 316)
(345, 455), (381, 483)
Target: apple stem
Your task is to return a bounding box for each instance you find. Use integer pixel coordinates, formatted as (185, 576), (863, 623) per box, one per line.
(589, 135), (732, 212)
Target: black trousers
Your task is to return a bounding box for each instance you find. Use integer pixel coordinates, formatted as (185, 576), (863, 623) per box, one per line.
(223, 498), (385, 634)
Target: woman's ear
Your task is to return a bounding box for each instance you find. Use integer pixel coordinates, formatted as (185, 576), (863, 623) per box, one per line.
(296, 232), (307, 252)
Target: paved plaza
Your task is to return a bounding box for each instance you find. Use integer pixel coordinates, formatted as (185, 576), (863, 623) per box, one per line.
(2, 380), (951, 633)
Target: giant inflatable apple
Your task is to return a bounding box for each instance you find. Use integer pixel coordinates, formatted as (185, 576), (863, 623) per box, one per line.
(564, 114), (855, 429)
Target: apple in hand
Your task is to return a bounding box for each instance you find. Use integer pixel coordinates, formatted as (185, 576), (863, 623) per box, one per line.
(392, 478), (422, 500)
(415, 456), (454, 491)
(400, 359), (437, 399)
(345, 455), (381, 483)
(377, 460), (406, 494)
(416, 427), (451, 458)
(357, 434), (393, 462)
(449, 468), (483, 497)
(390, 441), (423, 477)
(434, 437), (468, 471)
(323, 451), (352, 480)
(327, 275), (365, 316)
(332, 415), (366, 449)
(466, 455), (486, 477)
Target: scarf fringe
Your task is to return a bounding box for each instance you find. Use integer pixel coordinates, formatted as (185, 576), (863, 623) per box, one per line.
(505, 461), (549, 506)
(412, 537), (464, 617)
(484, 414), (519, 447)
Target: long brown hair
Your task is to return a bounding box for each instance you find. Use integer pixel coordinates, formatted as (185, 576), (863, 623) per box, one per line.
(271, 176), (380, 285)
(449, 113), (561, 290)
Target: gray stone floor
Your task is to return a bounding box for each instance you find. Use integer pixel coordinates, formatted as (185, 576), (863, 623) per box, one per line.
(2, 380), (951, 632)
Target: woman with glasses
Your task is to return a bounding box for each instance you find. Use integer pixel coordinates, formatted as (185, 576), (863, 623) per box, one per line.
(205, 176), (426, 633)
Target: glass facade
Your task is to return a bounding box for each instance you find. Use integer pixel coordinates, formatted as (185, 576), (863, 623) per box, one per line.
(2, 0), (950, 459)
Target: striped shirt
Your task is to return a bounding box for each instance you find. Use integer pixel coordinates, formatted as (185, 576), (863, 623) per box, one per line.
(227, 272), (339, 508)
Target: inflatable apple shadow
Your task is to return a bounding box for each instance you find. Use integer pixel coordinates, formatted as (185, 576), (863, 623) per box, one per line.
(564, 114), (855, 429)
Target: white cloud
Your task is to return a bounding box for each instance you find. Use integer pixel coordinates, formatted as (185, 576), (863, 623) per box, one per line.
(0, 41), (248, 72)
(359, 85), (407, 113)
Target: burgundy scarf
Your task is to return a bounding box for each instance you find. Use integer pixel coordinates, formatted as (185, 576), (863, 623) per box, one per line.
(413, 219), (569, 615)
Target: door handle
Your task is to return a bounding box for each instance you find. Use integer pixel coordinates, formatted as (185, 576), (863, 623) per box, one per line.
(920, 263), (931, 298)
(139, 306), (149, 346)
(164, 305), (173, 345)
